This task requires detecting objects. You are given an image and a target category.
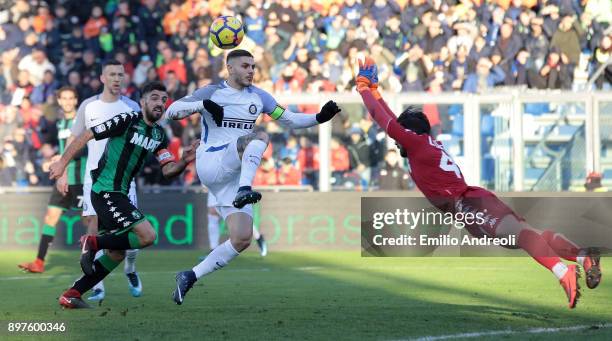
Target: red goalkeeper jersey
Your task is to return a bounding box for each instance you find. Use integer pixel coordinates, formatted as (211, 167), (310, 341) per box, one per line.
(360, 89), (469, 208)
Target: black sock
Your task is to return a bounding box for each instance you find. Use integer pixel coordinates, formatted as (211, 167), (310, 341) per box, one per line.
(238, 186), (252, 192)
(96, 231), (140, 250)
(72, 255), (120, 294)
(37, 235), (54, 261)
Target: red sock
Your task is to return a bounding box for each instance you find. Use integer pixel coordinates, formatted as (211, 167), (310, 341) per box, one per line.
(541, 230), (579, 262)
(518, 229), (562, 271)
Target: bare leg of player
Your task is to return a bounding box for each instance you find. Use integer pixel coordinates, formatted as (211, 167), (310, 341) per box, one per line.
(496, 215), (581, 308)
(173, 212), (251, 305)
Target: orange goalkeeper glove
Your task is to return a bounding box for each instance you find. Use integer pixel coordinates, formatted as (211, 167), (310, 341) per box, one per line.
(356, 57), (381, 98)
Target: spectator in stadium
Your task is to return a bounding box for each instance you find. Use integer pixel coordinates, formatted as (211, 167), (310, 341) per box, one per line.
(449, 45), (469, 89)
(65, 70), (90, 101)
(244, 5), (266, 46)
(67, 27), (86, 57)
(583, 0), (612, 26)
(274, 62), (305, 94)
(550, 12), (585, 65)
(0, 105), (20, 143)
(515, 9), (534, 43)
(0, 22), (23, 51)
(10, 70), (33, 106)
(30, 70), (58, 105)
(525, 17), (550, 71)
(137, 0), (164, 50)
(530, 48), (574, 90)
(396, 44), (429, 91)
(496, 19), (523, 66)
(53, 5), (76, 42)
(330, 137), (350, 185)
(33, 143), (54, 186)
(133, 55), (154, 87)
(297, 136), (319, 189)
(4, 127), (36, 186)
(580, 12), (604, 53)
(17, 46), (55, 87)
(540, 4), (561, 39)
(377, 149), (411, 190)
(593, 35), (612, 90)
(369, 0), (401, 32)
(462, 57), (506, 93)
(279, 136), (299, 163)
(83, 5), (107, 53)
(164, 70), (187, 101)
(78, 50), (101, 85)
(56, 48), (78, 82)
(503, 49), (530, 86)
(341, 0), (363, 26)
(157, 46), (187, 84)
(0, 154), (14, 186)
(253, 157), (278, 186)
(347, 126), (371, 185)
(468, 35), (492, 71)
(113, 15), (137, 49)
(162, 1), (188, 36)
(277, 157), (301, 186)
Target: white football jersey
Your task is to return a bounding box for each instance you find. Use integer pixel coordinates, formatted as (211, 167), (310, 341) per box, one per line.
(166, 81), (282, 148)
(71, 95), (140, 185)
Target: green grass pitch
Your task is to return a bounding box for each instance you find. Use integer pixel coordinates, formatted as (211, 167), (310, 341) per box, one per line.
(0, 250), (610, 340)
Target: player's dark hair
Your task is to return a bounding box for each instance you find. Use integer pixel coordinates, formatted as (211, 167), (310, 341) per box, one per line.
(56, 86), (78, 99)
(397, 106), (431, 135)
(102, 59), (123, 71)
(226, 49), (253, 63)
(141, 81), (167, 97)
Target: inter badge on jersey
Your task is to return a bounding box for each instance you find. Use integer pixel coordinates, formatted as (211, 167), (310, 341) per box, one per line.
(249, 104), (257, 115)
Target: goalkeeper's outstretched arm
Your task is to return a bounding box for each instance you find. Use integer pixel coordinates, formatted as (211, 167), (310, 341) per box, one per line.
(356, 57), (420, 147)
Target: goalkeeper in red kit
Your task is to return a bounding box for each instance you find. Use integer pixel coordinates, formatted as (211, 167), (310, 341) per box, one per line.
(355, 57), (602, 309)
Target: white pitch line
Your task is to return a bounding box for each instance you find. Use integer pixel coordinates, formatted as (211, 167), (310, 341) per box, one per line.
(406, 323), (612, 341)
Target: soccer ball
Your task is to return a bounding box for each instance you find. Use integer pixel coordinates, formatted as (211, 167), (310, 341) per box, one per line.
(209, 16), (245, 49)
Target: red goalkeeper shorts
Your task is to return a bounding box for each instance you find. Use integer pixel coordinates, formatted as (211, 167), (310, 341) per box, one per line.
(455, 186), (524, 238)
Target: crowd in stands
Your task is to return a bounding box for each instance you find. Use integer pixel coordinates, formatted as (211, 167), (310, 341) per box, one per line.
(0, 0), (610, 189)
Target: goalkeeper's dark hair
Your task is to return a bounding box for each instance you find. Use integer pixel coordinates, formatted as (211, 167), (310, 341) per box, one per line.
(141, 81), (167, 97)
(227, 49), (253, 63)
(397, 106), (431, 135)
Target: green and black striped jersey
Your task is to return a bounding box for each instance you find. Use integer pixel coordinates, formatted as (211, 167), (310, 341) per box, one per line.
(57, 117), (87, 185)
(90, 111), (174, 195)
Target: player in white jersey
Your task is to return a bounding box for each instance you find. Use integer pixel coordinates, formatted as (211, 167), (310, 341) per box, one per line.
(61, 60), (143, 301)
(167, 49), (341, 304)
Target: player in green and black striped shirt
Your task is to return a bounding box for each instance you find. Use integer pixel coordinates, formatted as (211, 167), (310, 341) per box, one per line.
(49, 81), (200, 309)
(18, 86), (92, 273)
